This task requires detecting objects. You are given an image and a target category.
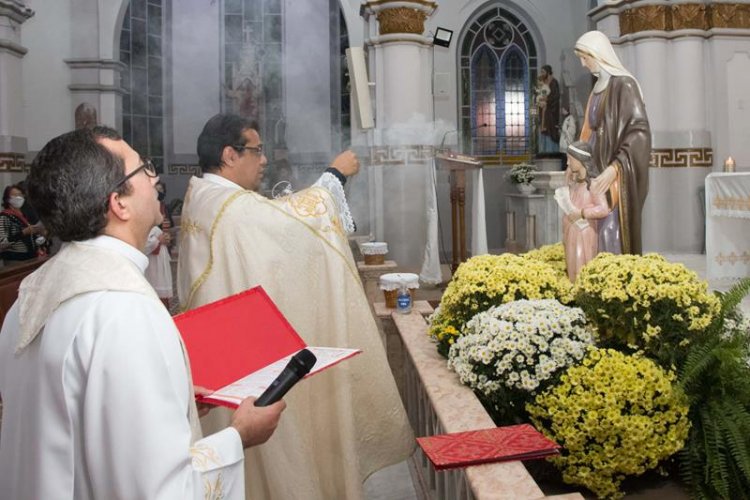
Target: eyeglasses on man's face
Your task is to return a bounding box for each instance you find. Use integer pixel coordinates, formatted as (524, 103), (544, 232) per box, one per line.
(114, 157), (158, 189)
(233, 144), (264, 156)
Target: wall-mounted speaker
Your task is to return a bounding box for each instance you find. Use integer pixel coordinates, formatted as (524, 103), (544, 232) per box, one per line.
(345, 47), (375, 129)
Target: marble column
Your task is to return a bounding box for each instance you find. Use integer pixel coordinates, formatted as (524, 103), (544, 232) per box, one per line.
(0, 0), (34, 180)
(362, 0), (437, 272)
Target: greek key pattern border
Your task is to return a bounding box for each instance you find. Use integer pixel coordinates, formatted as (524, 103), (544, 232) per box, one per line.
(650, 148), (712, 168)
(168, 164), (202, 176)
(369, 145), (435, 165)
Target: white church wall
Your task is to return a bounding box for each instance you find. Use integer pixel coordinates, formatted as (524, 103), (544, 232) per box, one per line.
(710, 37), (750, 171)
(21, 0), (74, 153)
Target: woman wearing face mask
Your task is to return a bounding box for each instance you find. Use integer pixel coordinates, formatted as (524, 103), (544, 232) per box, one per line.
(0, 185), (40, 263)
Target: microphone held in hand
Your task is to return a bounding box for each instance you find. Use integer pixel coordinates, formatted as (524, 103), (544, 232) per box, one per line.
(254, 349), (317, 406)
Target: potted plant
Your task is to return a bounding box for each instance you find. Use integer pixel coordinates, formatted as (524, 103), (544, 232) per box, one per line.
(509, 162), (537, 194)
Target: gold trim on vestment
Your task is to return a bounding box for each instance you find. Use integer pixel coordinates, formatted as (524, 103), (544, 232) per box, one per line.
(183, 190), (246, 311)
(202, 473), (225, 500)
(184, 187), (361, 311)
(258, 187), (360, 282)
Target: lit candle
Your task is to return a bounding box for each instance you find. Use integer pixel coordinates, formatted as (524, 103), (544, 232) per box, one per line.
(724, 156), (736, 172)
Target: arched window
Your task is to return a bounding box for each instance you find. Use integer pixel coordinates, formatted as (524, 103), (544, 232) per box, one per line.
(459, 6), (537, 160)
(119, 0), (165, 171)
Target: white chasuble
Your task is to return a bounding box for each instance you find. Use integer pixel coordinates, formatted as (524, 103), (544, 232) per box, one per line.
(177, 176), (415, 500)
(0, 236), (245, 499)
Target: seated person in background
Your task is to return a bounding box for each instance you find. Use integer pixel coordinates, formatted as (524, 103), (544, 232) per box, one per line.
(0, 126), (286, 499)
(0, 185), (43, 262)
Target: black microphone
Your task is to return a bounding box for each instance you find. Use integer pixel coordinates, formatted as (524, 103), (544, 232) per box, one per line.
(439, 123), (488, 152)
(254, 349), (317, 406)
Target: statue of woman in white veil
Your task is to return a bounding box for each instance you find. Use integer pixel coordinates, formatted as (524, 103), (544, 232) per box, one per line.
(574, 30), (651, 255)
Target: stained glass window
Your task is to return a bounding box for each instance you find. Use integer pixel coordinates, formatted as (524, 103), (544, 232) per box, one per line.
(458, 6), (536, 159)
(120, 0), (164, 172)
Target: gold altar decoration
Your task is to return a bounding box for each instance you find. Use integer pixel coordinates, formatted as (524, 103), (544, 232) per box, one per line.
(619, 3), (750, 35)
(377, 7), (427, 35)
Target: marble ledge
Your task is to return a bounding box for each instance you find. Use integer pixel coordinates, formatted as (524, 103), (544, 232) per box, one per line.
(357, 259), (398, 276)
(374, 300), (433, 318)
(390, 311), (584, 500)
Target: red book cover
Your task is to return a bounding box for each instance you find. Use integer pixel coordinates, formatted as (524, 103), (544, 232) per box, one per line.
(416, 424), (560, 471)
(173, 286), (360, 408)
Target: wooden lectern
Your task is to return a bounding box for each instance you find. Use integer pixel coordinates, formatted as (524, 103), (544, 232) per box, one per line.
(436, 152), (483, 273)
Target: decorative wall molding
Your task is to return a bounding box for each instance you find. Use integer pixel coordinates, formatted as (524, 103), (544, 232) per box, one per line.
(377, 7), (427, 35)
(68, 84), (127, 95)
(0, 153), (27, 172)
(650, 148), (713, 168)
(369, 144), (434, 165)
(619, 3), (750, 35)
(0, 39), (27, 57)
(167, 164), (201, 176)
(64, 58), (127, 71)
(0, 0), (34, 24)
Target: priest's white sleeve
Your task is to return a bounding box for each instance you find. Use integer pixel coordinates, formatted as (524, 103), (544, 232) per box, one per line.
(81, 293), (245, 499)
(313, 172), (355, 233)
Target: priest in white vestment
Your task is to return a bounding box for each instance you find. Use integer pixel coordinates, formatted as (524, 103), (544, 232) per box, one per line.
(0, 126), (285, 499)
(178, 113), (415, 500)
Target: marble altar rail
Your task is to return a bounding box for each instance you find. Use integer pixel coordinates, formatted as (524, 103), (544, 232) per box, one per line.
(376, 304), (583, 500)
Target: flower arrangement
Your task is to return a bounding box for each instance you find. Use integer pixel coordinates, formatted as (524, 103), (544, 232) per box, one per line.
(527, 348), (691, 499)
(447, 300), (595, 421)
(522, 243), (567, 279)
(509, 162), (536, 184)
(429, 254), (573, 356)
(573, 253), (720, 366)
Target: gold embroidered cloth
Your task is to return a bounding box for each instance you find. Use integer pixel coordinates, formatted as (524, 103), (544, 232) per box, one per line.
(177, 176), (414, 500)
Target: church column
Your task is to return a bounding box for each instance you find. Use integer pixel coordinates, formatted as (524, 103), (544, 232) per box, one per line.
(0, 0), (34, 181)
(362, 0), (437, 272)
(65, 0), (126, 132)
(591, 1), (714, 253)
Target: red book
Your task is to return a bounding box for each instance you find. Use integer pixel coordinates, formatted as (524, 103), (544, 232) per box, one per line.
(416, 424), (560, 470)
(173, 286), (360, 408)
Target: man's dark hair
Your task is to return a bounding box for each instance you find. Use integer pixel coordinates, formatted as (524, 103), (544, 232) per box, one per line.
(197, 113), (259, 174)
(27, 126), (130, 242)
(542, 64), (553, 75)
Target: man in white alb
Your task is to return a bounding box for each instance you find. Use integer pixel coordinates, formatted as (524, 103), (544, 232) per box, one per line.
(0, 126), (286, 499)
(178, 114), (414, 500)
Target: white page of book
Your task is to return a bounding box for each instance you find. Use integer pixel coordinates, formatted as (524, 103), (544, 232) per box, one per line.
(204, 347), (361, 406)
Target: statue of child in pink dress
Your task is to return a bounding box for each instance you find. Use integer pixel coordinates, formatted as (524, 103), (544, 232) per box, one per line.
(561, 141), (610, 281)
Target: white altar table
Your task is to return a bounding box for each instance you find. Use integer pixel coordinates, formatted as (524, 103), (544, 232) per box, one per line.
(706, 172), (750, 280)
